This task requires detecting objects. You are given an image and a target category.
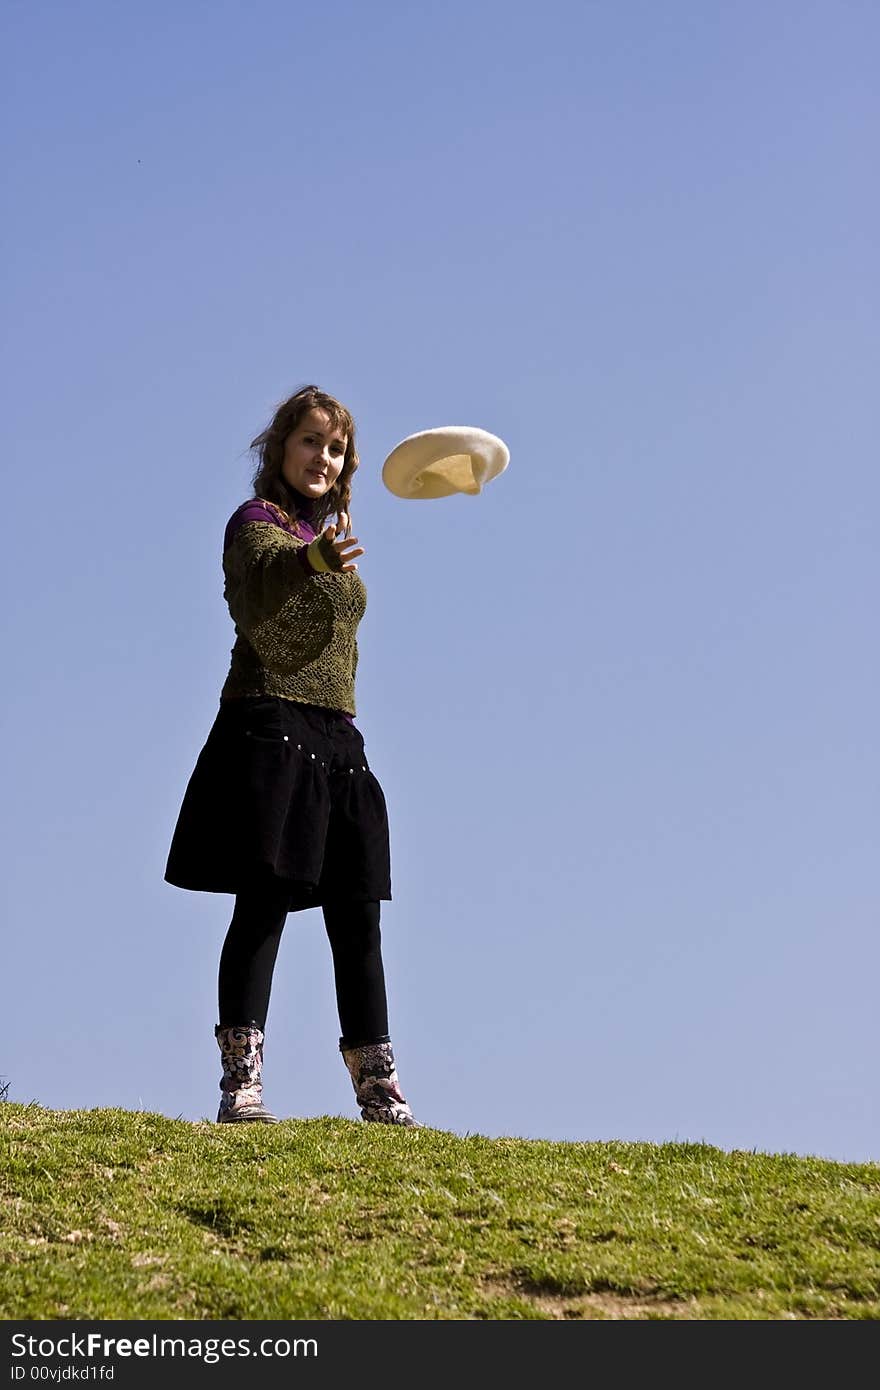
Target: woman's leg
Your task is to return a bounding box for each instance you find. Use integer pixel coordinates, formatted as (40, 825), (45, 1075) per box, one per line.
(321, 900), (389, 1046)
(322, 900), (418, 1126)
(218, 876), (291, 1030)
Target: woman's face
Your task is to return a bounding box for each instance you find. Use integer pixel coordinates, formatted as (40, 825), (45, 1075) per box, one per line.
(281, 408), (347, 498)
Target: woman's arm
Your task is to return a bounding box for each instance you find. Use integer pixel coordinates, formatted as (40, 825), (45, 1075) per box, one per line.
(223, 521), (315, 642)
(222, 514), (365, 674)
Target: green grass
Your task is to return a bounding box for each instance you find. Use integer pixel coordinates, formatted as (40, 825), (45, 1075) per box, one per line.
(2, 1103), (878, 1319)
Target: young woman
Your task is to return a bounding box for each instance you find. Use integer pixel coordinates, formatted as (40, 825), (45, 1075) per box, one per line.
(165, 384), (418, 1127)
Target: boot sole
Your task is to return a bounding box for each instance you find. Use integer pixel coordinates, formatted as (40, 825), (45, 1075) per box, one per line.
(216, 1114), (280, 1124)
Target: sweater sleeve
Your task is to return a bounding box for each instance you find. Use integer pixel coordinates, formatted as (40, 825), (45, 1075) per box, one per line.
(223, 520), (334, 674)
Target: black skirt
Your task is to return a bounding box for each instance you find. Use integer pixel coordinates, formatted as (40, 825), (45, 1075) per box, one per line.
(164, 698), (392, 912)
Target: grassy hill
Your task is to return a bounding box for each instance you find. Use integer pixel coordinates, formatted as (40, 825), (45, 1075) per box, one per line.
(1, 1103), (878, 1320)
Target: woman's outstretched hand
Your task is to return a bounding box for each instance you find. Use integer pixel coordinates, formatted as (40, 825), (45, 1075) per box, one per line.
(322, 512), (364, 571)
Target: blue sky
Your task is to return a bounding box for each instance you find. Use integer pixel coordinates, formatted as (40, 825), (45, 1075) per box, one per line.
(3, 0), (877, 1163)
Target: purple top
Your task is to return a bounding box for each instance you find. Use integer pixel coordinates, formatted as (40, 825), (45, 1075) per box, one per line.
(223, 496), (355, 725)
(224, 497), (318, 553)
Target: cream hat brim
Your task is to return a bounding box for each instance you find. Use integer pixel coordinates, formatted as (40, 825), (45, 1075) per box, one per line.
(381, 426), (510, 499)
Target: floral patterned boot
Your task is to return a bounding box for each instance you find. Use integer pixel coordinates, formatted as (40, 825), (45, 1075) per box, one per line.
(340, 1039), (420, 1128)
(215, 1023), (279, 1123)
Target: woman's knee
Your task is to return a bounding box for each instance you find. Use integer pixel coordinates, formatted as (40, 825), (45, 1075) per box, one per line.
(323, 899), (381, 948)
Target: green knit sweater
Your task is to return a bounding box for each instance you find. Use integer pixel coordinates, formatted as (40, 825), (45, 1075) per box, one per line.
(220, 513), (366, 715)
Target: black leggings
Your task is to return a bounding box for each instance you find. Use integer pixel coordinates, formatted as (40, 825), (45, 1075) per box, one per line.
(218, 878), (389, 1047)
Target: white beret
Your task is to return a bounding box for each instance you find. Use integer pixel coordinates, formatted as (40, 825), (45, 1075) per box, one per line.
(381, 425), (510, 500)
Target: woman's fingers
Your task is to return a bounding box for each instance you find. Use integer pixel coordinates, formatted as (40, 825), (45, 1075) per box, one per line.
(323, 523), (357, 547)
(335, 535), (363, 554)
(319, 522), (364, 569)
(337, 537), (364, 572)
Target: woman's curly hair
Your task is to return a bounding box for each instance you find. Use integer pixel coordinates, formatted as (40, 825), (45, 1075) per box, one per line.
(249, 384), (358, 535)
